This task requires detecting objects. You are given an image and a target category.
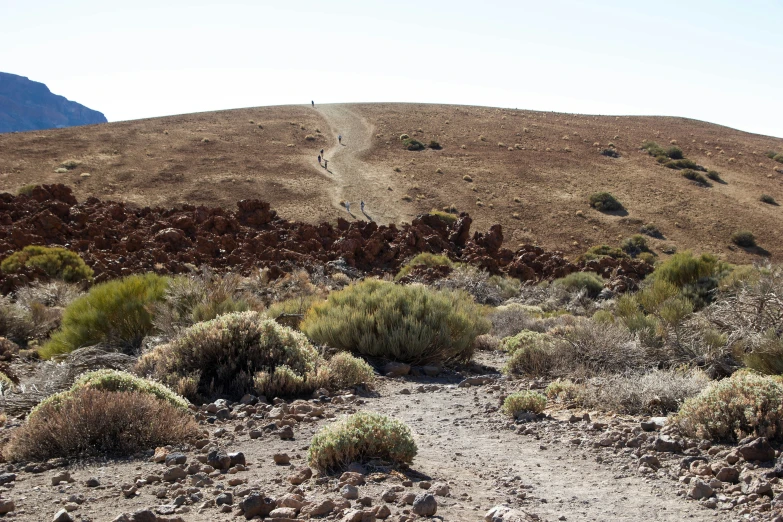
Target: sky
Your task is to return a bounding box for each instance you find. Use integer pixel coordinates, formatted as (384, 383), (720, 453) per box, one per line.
(2, 0), (782, 137)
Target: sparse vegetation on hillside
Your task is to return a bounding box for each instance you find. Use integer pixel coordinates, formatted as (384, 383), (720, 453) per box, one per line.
(501, 391), (547, 417)
(761, 194), (778, 205)
(681, 169), (711, 186)
(554, 272), (604, 298)
(732, 230), (757, 248)
(588, 192), (622, 212)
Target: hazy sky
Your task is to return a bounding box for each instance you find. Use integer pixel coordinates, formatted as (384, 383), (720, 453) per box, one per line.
(2, 0), (782, 137)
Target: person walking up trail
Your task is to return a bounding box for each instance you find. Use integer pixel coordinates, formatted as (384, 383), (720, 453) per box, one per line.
(360, 201), (365, 213)
(311, 100), (314, 107)
(338, 134), (342, 145)
(324, 158), (328, 169)
(345, 202), (351, 214)
(317, 154), (321, 166)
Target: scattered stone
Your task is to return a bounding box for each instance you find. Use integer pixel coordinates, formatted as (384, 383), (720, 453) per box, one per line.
(412, 493), (437, 516)
(153, 447), (169, 463)
(85, 477), (101, 487)
(376, 504), (392, 519)
(51, 471), (72, 486)
(229, 452), (246, 467)
(207, 449), (232, 470)
(288, 466), (313, 485)
(432, 482), (450, 496)
(274, 453), (291, 465)
(163, 466), (187, 482)
(216, 492), (234, 506)
(269, 506), (298, 518)
(384, 362), (411, 377)
(340, 471), (366, 486)
(688, 479), (714, 500)
(738, 437), (775, 462)
(341, 484), (359, 499)
(0, 473), (16, 486)
(301, 499), (335, 517)
(239, 492), (276, 519)
(277, 425), (294, 440)
(418, 480), (431, 490)
(381, 489), (397, 502)
(716, 467), (740, 484)
(52, 509), (74, 522)
(653, 435), (682, 453)
(165, 452), (187, 466)
(0, 499), (14, 514)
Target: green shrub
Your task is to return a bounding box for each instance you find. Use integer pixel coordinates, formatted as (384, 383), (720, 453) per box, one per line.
(267, 295), (323, 329)
(324, 352), (376, 389)
(766, 151), (778, 159)
(553, 272), (604, 298)
(675, 371), (783, 442)
(1, 246), (93, 283)
(664, 159), (701, 170)
(588, 192), (622, 212)
(775, 154), (783, 164)
(137, 311), (320, 400)
(394, 253), (454, 281)
(621, 235), (650, 257)
(544, 378), (580, 401)
(308, 412), (417, 471)
(681, 169), (710, 186)
(666, 146), (684, 160)
(640, 223), (663, 238)
(301, 279), (489, 364)
(732, 231), (756, 248)
(428, 209), (458, 225)
(742, 331), (783, 375)
(4, 388), (198, 461)
(706, 170), (722, 182)
(579, 244), (628, 261)
(428, 140), (442, 150)
(502, 333), (556, 376)
(40, 273), (169, 358)
(17, 184), (37, 196)
(403, 138), (426, 151)
(501, 391), (547, 417)
(761, 194), (778, 205)
(641, 141), (666, 157)
(651, 251), (728, 308)
(60, 160), (81, 170)
(638, 252), (656, 265)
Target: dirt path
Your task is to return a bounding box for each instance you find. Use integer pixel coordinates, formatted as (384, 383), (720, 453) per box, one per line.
(366, 375), (717, 522)
(314, 104), (408, 225)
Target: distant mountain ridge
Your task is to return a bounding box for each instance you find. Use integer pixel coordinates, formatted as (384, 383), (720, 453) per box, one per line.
(0, 72), (107, 133)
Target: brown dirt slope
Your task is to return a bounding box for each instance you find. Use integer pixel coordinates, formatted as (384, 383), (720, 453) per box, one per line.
(1, 103), (781, 261)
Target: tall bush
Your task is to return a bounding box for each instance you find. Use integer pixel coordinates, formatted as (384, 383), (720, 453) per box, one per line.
(40, 273), (169, 358)
(301, 280), (489, 364)
(1, 245), (93, 283)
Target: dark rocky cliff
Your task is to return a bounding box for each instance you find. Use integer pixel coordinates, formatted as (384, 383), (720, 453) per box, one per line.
(0, 72), (107, 133)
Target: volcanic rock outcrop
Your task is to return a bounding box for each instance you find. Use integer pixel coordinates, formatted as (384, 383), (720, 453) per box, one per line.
(0, 185), (652, 293)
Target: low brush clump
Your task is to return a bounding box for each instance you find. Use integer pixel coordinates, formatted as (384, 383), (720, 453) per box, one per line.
(40, 273), (169, 358)
(501, 391), (547, 418)
(553, 272), (605, 298)
(675, 371), (783, 442)
(4, 388), (198, 461)
(394, 253), (454, 281)
(1, 245), (93, 283)
(322, 352), (376, 389)
(302, 280), (489, 364)
(731, 231), (756, 248)
(308, 412), (417, 472)
(588, 192), (622, 212)
(137, 311), (322, 400)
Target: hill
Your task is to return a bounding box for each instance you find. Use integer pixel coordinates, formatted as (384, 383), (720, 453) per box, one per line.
(0, 72), (107, 133)
(0, 103), (781, 261)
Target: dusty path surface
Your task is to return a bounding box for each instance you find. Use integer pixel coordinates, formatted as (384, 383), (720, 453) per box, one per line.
(315, 104), (408, 225)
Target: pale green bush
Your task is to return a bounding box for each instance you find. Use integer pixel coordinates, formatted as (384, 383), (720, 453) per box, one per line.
(324, 352), (376, 389)
(501, 391), (547, 417)
(675, 370), (783, 441)
(308, 412), (416, 471)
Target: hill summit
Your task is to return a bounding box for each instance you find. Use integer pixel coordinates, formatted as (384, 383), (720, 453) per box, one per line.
(0, 72), (107, 133)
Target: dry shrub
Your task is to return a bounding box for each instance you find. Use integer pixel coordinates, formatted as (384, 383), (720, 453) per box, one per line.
(503, 333), (556, 376)
(675, 371), (783, 442)
(153, 271), (253, 339)
(544, 378), (580, 402)
(267, 295), (325, 329)
(0, 337), (19, 361)
(433, 265), (519, 305)
(137, 311), (320, 400)
(308, 412), (416, 472)
(501, 391), (547, 417)
(580, 369), (709, 415)
(473, 334), (500, 352)
(242, 269), (326, 308)
(4, 388), (198, 461)
(489, 303), (547, 338)
(553, 319), (647, 376)
(70, 369), (189, 410)
(323, 352), (376, 390)
(0, 296), (36, 344)
(302, 280), (489, 365)
(15, 280), (83, 309)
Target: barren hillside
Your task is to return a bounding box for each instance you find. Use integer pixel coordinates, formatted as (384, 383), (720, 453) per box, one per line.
(1, 103), (781, 261)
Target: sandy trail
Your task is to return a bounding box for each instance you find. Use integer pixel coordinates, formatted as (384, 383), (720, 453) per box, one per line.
(314, 104), (407, 225)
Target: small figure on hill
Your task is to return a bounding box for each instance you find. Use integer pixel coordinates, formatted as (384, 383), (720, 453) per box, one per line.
(320, 148), (324, 156)
(338, 134), (342, 145)
(346, 201), (351, 213)
(311, 100), (314, 107)
(324, 158), (328, 169)
(317, 155), (321, 165)
(360, 201), (365, 212)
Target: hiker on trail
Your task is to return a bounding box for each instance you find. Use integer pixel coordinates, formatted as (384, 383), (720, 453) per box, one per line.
(324, 158), (328, 169)
(317, 155), (321, 165)
(346, 202), (351, 213)
(360, 201), (365, 212)
(320, 148), (324, 156)
(311, 100), (314, 107)
(338, 134), (342, 144)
